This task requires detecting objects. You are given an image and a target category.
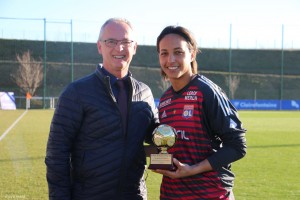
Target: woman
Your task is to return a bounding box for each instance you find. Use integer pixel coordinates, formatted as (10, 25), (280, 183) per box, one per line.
(152, 25), (247, 200)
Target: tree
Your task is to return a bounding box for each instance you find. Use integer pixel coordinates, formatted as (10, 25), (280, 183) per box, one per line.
(11, 51), (43, 96)
(226, 75), (240, 99)
(157, 78), (171, 94)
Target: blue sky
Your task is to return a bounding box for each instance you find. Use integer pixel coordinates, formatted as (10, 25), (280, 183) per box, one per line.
(1, 0), (300, 48)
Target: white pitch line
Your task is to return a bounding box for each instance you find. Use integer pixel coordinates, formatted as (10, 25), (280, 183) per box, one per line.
(0, 110), (28, 142)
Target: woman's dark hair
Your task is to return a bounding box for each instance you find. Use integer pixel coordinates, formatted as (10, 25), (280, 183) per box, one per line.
(156, 26), (200, 79)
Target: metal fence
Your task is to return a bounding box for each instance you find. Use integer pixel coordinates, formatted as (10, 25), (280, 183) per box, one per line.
(0, 17), (300, 109)
(1, 17), (300, 49)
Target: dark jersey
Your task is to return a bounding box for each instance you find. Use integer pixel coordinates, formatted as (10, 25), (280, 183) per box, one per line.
(158, 74), (246, 200)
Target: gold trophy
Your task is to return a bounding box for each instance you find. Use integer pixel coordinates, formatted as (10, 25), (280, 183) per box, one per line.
(148, 124), (177, 170)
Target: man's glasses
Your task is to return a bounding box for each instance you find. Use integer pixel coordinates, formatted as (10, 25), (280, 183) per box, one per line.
(100, 39), (135, 48)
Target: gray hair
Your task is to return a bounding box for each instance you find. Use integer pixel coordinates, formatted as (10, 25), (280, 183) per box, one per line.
(98, 18), (134, 42)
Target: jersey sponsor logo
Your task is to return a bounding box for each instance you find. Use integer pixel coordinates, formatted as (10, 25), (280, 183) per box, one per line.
(182, 105), (194, 119)
(159, 98), (171, 109)
(184, 90), (198, 101)
(176, 129), (190, 140)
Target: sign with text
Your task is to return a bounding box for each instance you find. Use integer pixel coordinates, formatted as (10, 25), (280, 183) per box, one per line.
(231, 100), (300, 110)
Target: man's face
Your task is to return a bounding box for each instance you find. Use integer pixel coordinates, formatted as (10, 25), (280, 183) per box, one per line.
(97, 21), (137, 78)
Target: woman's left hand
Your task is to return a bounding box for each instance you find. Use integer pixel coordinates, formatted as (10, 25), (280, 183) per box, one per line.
(151, 158), (194, 179)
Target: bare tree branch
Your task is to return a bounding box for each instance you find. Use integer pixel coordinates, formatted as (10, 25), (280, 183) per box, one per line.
(226, 75), (240, 99)
(157, 78), (171, 94)
(11, 50), (43, 96)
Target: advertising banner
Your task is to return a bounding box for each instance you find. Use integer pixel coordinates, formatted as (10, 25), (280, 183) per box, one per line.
(231, 100), (300, 110)
(0, 92), (17, 110)
(155, 99), (300, 110)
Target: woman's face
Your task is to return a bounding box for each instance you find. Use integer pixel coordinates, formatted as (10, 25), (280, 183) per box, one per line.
(158, 34), (194, 81)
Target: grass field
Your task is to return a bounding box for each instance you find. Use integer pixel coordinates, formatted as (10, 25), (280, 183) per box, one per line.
(0, 110), (299, 199)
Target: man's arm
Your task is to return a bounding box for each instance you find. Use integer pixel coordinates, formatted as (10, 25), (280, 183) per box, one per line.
(45, 85), (82, 199)
(144, 144), (158, 157)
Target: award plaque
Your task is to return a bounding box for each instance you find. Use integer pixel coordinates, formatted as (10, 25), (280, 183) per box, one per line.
(148, 124), (177, 171)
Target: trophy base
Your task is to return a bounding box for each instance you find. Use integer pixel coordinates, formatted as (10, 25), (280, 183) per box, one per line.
(148, 154), (176, 171)
(148, 164), (176, 171)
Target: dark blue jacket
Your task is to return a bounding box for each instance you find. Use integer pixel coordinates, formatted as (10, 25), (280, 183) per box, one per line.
(45, 66), (159, 200)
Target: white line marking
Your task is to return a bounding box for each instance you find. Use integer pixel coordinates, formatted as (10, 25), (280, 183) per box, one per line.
(0, 110), (28, 142)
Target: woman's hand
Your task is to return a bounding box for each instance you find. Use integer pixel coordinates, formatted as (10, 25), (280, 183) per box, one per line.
(152, 158), (193, 179)
(151, 157), (213, 179)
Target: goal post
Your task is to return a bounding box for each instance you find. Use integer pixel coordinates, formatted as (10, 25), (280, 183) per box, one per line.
(14, 96), (58, 109)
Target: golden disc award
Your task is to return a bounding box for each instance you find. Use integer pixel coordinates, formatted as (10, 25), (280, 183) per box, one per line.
(148, 124), (177, 170)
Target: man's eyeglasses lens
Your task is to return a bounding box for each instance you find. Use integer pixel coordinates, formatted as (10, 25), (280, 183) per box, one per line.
(102, 40), (134, 47)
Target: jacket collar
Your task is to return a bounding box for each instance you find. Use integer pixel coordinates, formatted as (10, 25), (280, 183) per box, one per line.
(96, 64), (132, 83)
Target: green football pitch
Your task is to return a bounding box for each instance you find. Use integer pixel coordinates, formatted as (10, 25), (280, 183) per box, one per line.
(0, 110), (299, 199)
